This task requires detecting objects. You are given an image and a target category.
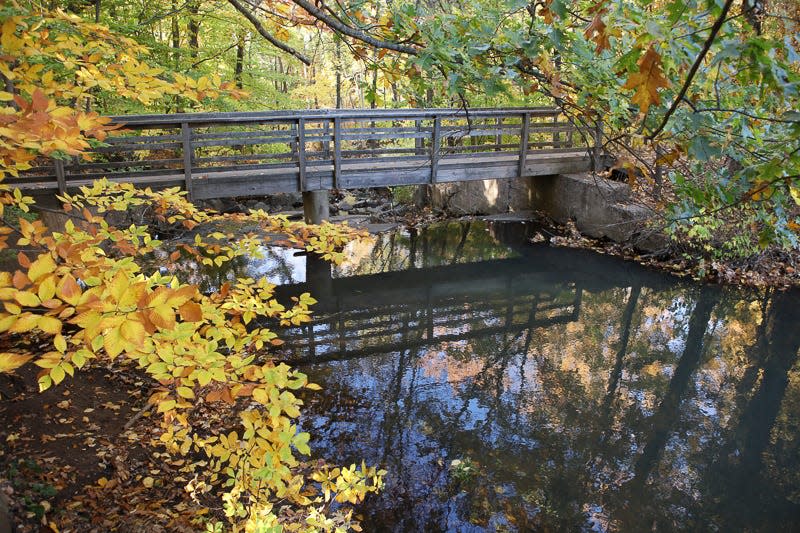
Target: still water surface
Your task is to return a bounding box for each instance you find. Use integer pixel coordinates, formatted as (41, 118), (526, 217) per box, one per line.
(197, 220), (800, 532)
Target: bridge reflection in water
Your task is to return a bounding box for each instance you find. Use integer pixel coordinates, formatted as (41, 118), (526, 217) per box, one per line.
(205, 221), (800, 532)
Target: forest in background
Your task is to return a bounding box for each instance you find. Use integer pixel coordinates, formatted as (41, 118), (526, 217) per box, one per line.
(3, 0), (798, 262)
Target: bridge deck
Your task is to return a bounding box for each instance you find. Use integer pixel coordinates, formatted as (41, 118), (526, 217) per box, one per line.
(16, 107), (597, 200)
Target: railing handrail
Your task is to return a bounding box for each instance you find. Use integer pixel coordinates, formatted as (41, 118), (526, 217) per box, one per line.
(109, 106), (563, 128)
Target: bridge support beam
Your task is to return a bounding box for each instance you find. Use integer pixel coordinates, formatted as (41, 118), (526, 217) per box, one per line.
(302, 190), (329, 224)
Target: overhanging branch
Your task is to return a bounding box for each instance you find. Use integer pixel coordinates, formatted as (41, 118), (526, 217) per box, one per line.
(289, 0), (420, 56)
(646, 0), (735, 140)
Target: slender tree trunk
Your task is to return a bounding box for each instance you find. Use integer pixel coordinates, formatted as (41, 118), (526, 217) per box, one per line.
(335, 39), (342, 108)
(234, 32), (245, 89)
(171, 0), (180, 69)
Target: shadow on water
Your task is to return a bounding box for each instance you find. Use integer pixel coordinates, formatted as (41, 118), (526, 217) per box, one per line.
(195, 220), (800, 531)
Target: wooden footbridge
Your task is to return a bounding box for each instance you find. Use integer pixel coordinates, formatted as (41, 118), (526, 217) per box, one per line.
(14, 107), (598, 211)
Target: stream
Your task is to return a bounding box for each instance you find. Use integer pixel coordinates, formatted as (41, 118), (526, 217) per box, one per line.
(186, 219), (800, 532)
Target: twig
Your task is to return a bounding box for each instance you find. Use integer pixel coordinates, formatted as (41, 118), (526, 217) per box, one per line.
(124, 402), (155, 431)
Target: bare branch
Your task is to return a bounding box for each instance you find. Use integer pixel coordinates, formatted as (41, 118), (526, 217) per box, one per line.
(227, 0), (311, 65)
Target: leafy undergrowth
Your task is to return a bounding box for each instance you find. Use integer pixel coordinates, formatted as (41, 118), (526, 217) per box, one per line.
(0, 181), (384, 532)
(1, 357), (373, 532)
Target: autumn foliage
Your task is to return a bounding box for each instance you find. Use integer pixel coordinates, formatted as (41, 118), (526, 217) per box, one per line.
(1, 5), (383, 531)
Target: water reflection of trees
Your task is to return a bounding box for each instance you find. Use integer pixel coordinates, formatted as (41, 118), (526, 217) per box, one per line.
(283, 252), (800, 531)
(169, 220), (799, 530)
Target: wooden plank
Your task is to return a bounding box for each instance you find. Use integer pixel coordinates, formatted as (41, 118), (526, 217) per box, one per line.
(93, 142), (183, 152)
(65, 168), (189, 181)
(339, 146), (418, 157)
(333, 117), (341, 189)
(192, 136), (295, 148)
(65, 158), (184, 170)
(107, 109), (562, 130)
(192, 175), (299, 199)
(105, 133), (182, 144)
(518, 112), (530, 179)
(193, 128), (290, 140)
(195, 152), (294, 164)
(181, 122), (194, 199)
(431, 116), (441, 184)
(54, 159), (67, 195)
(340, 130), (428, 141)
(297, 117), (307, 191)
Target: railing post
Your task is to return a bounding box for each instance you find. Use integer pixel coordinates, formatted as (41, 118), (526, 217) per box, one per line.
(552, 113), (561, 147)
(333, 117), (342, 189)
(180, 122), (194, 200)
(592, 119), (603, 172)
(495, 117), (503, 152)
(297, 117), (307, 191)
(518, 112), (530, 179)
(323, 119), (331, 160)
(414, 119), (422, 155)
(430, 116), (441, 184)
(54, 159), (66, 195)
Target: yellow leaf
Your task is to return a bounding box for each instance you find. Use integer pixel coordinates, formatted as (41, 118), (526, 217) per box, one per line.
(9, 312), (39, 333)
(0, 352), (32, 373)
(50, 364), (66, 385)
(177, 386), (195, 399)
(38, 275), (57, 302)
(150, 304), (175, 330)
(157, 399), (176, 413)
(37, 315), (62, 335)
(38, 374), (52, 392)
(54, 333), (67, 353)
(120, 319), (145, 347)
(252, 387), (269, 404)
(103, 326), (125, 357)
(14, 290), (40, 307)
(0, 314), (17, 332)
(28, 254), (57, 283)
(143, 477), (154, 488)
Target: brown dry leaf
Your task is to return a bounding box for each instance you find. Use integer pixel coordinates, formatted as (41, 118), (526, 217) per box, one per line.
(623, 46), (670, 113)
(584, 8), (610, 53)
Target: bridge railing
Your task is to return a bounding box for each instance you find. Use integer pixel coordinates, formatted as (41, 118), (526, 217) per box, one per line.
(14, 107), (593, 199)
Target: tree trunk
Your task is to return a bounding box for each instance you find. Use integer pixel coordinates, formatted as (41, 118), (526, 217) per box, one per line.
(188, 0), (201, 60)
(171, 0), (180, 69)
(335, 39), (342, 108)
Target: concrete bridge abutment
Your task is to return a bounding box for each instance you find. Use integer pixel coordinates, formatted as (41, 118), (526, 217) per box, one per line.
(431, 173), (666, 252)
